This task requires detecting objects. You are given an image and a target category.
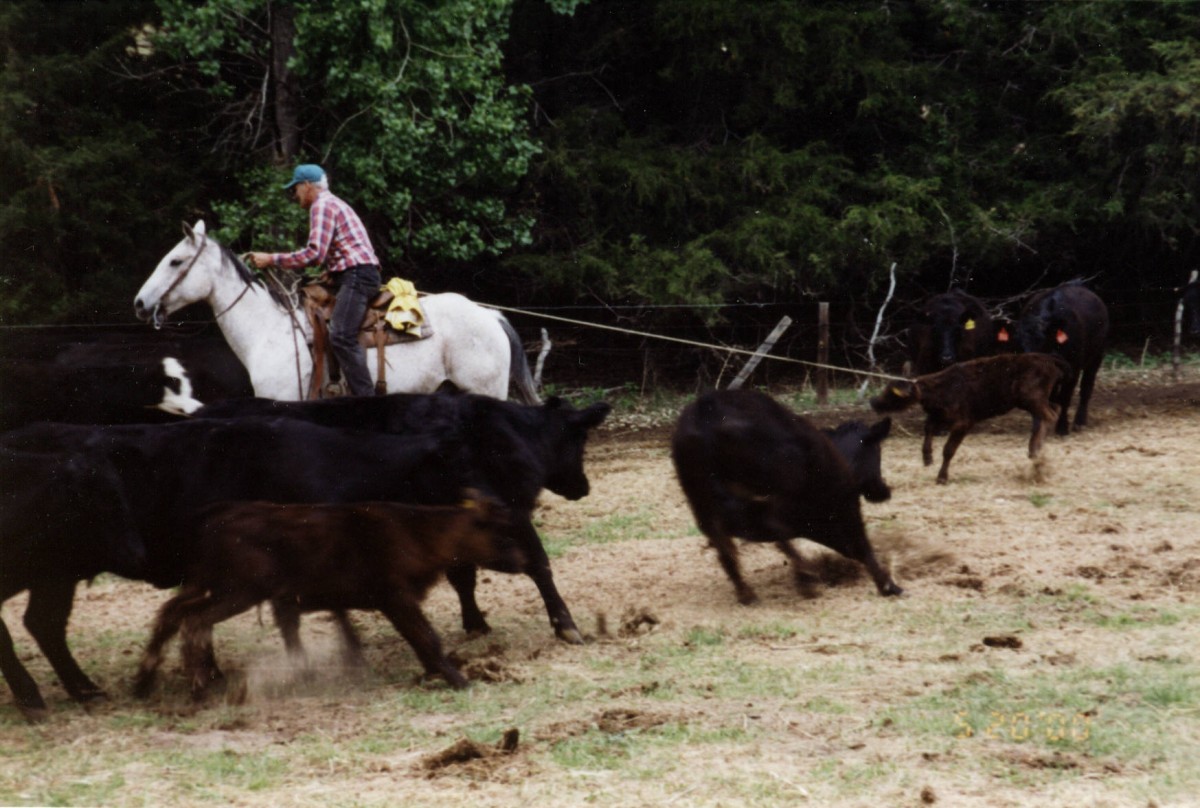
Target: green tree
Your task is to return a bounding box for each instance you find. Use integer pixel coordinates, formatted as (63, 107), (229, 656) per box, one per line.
(156, 0), (545, 270)
(0, 1), (220, 323)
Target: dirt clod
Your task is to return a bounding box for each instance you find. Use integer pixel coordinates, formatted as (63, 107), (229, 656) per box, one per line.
(619, 608), (660, 636)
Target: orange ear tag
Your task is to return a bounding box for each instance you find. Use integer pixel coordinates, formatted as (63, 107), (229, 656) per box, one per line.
(996, 328), (1009, 343)
(963, 319), (976, 331)
(1056, 329), (1068, 344)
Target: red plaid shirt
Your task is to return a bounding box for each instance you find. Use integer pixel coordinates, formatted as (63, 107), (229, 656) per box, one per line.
(271, 190), (379, 273)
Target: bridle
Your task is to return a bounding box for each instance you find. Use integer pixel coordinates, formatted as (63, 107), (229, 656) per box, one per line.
(150, 231), (208, 330)
(150, 232), (252, 326)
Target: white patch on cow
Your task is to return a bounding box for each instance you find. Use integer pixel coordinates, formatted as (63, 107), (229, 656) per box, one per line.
(156, 356), (205, 415)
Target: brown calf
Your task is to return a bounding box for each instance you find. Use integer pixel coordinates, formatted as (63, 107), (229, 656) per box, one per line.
(134, 493), (510, 699)
(869, 353), (1068, 484)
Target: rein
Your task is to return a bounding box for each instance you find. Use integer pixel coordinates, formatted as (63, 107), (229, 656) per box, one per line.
(212, 282), (252, 321)
(259, 267), (310, 400)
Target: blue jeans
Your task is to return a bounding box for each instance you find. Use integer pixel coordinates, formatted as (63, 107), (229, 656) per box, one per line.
(329, 264), (382, 396)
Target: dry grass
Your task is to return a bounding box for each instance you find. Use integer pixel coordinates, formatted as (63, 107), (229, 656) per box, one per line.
(2, 367), (1200, 806)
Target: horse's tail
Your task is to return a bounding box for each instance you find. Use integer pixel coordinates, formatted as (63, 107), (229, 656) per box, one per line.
(496, 314), (541, 405)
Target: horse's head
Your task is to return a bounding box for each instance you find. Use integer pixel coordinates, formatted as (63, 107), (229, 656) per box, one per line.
(134, 220), (219, 329)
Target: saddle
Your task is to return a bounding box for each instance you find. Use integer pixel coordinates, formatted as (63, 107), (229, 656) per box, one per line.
(300, 276), (433, 398)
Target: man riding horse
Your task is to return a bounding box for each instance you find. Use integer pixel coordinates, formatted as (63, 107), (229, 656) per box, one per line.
(248, 164), (380, 397)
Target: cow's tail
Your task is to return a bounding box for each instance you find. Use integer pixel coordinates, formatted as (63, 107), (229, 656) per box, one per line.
(496, 313), (542, 405)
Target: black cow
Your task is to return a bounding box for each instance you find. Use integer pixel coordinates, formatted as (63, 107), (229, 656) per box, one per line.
(194, 392), (611, 645)
(0, 444), (147, 721)
(1014, 281), (1109, 435)
(908, 289), (1000, 376)
(0, 336), (252, 429)
(0, 417), (483, 719)
(671, 389), (901, 605)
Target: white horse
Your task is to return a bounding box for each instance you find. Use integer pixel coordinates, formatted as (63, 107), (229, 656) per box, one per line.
(134, 220), (540, 403)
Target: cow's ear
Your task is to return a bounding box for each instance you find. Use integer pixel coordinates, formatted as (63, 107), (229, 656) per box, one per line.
(573, 401), (611, 429)
(867, 417), (892, 442)
(543, 396), (564, 410)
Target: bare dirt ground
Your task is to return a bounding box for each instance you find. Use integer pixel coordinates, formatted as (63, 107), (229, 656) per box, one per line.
(2, 368), (1199, 807)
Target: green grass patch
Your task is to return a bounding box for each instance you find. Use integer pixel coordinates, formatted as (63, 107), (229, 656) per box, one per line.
(540, 510), (659, 557)
(882, 660), (1199, 763)
(547, 721), (748, 772)
(1028, 491), (1053, 508)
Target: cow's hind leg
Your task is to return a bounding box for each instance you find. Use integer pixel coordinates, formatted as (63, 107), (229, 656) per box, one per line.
(269, 599), (309, 667)
(707, 530), (756, 605)
(25, 579), (105, 705)
(134, 586), (208, 698)
(1074, 361), (1101, 430)
(1028, 402), (1058, 459)
(1055, 370), (1079, 436)
(331, 610), (367, 669)
(774, 540), (819, 595)
(837, 532), (903, 597)
(178, 593), (260, 699)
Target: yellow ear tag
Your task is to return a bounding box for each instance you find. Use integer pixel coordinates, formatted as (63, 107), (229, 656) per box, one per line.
(890, 386), (908, 397)
(963, 319), (976, 330)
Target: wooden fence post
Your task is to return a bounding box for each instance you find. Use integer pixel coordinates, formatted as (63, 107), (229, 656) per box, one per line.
(727, 316), (792, 390)
(1174, 269), (1197, 380)
(817, 302), (829, 405)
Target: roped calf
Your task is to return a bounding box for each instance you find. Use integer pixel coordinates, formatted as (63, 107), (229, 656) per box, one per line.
(135, 493), (512, 699)
(671, 389), (901, 605)
(870, 353), (1070, 484)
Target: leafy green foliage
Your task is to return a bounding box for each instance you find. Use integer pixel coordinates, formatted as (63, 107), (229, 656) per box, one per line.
(156, 0), (543, 266)
(4, 0), (1200, 341)
(0, 1), (226, 322)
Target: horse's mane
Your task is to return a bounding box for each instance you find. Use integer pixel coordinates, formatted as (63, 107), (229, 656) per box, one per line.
(217, 242), (295, 311)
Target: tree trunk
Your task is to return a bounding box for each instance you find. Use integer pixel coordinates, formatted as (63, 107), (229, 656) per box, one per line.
(271, 3), (301, 160)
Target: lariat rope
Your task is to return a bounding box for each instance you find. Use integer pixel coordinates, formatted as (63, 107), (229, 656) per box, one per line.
(256, 262), (309, 400)
(474, 301), (907, 383)
(208, 246), (903, 389)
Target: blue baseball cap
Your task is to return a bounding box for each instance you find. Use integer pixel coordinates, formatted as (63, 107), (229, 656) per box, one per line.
(282, 164), (325, 190)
